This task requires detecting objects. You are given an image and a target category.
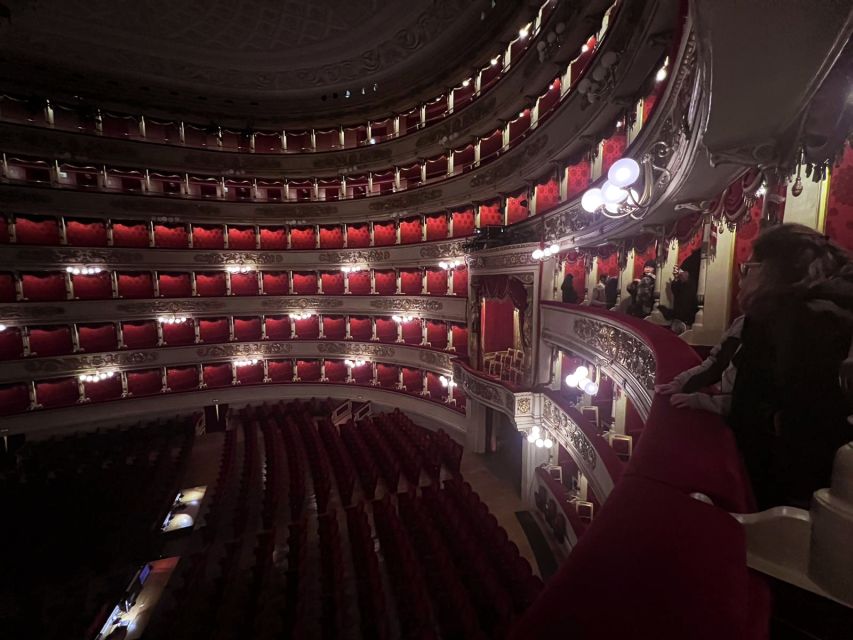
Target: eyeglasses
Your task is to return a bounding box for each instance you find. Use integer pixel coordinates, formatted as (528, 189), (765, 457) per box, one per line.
(738, 261), (761, 278)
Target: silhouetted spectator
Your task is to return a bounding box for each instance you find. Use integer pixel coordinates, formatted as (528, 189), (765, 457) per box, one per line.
(561, 274), (579, 303)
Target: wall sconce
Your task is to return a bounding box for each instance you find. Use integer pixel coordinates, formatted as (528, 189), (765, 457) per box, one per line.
(289, 312), (313, 320)
(565, 365), (599, 395)
(392, 314), (415, 323)
(233, 357), (260, 367)
(158, 314), (188, 324)
(439, 259), (464, 270)
(532, 243), (560, 261)
(79, 370), (116, 382)
(344, 358), (367, 367)
(226, 264), (254, 273)
(341, 265), (366, 273)
(66, 266), (103, 275)
(439, 375), (457, 388)
(526, 425), (553, 448)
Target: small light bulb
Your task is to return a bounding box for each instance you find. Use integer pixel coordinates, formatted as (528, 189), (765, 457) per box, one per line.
(656, 67), (667, 82)
(462, 78), (470, 87)
(581, 44), (589, 53)
(490, 56), (500, 66)
(575, 366), (589, 379)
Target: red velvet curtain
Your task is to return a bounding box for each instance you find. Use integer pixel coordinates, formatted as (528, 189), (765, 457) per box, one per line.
(348, 271), (371, 294)
(127, 369), (161, 396)
(113, 221), (149, 247)
(825, 143), (853, 250)
(265, 315), (290, 340)
(193, 225), (224, 249)
(268, 359), (293, 382)
(373, 222), (396, 246)
(482, 299), (516, 353)
(228, 226), (256, 249)
(196, 273), (226, 297)
(78, 323), (118, 352)
(231, 272), (258, 296)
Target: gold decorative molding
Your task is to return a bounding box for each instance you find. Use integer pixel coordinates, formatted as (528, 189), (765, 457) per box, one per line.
(22, 351), (157, 374)
(317, 342), (396, 358)
(192, 252), (286, 265)
(542, 396), (598, 469)
(573, 318), (656, 391)
(418, 241), (467, 259)
(195, 342), (291, 358)
(261, 297), (344, 310)
(318, 249), (391, 264)
(368, 298), (444, 312)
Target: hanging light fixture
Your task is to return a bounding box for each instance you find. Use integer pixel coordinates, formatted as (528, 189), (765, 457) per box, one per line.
(439, 259), (464, 270)
(564, 364), (599, 395)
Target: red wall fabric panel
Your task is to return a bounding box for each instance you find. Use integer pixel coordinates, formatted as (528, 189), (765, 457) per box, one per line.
(452, 209), (475, 237)
(294, 316), (319, 339)
(234, 317), (261, 342)
(402, 320), (421, 344)
(325, 360), (347, 382)
(373, 221), (396, 246)
(426, 269), (447, 295)
(167, 366), (197, 391)
(399, 217), (422, 244)
(236, 362), (263, 385)
(323, 316), (346, 340)
(319, 225), (344, 249)
(507, 193), (530, 225)
(0, 383), (30, 415)
(84, 376), (122, 403)
(346, 223), (370, 248)
(678, 227), (703, 266)
(127, 369), (161, 396)
(66, 219), (107, 246)
(72, 272), (111, 300)
(290, 226), (316, 249)
(192, 225), (224, 249)
(203, 364), (231, 388)
(77, 323), (117, 352)
(121, 321), (157, 349)
(426, 321), (448, 349)
(536, 178), (561, 214)
(159, 273), (191, 298)
(228, 226), (256, 249)
(162, 320), (195, 345)
(0, 327), (24, 360)
(117, 272), (154, 299)
(37, 378), (79, 408)
(196, 272), (227, 297)
(231, 272), (258, 296)
(268, 359), (293, 382)
(0, 273), (16, 302)
(265, 315), (291, 340)
(400, 269), (422, 295)
(601, 132), (628, 177)
(112, 221), (150, 247)
(376, 317), (397, 343)
(199, 318), (229, 343)
(377, 364), (399, 388)
(352, 362), (372, 384)
(262, 272), (289, 295)
(479, 202), (503, 227)
(292, 272), (318, 294)
(22, 273), (65, 301)
(154, 223), (188, 248)
(566, 160), (592, 200)
(321, 272), (344, 295)
(374, 270), (396, 295)
(297, 360), (321, 381)
(348, 271), (371, 295)
(452, 267), (468, 296)
(825, 143), (853, 251)
(402, 368), (422, 393)
(425, 214), (448, 240)
(349, 316), (372, 341)
(451, 325), (468, 356)
(482, 299), (515, 354)
(259, 226), (287, 250)
(16, 216), (60, 245)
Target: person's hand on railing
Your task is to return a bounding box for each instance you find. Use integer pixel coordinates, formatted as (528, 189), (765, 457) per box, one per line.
(654, 380), (683, 395)
(670, 393), (696, 409)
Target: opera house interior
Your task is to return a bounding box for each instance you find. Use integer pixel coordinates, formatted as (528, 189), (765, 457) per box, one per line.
(0, 0), (852, 638)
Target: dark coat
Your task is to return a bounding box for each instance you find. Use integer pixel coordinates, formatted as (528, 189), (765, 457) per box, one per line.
(561, 277), (579, 304)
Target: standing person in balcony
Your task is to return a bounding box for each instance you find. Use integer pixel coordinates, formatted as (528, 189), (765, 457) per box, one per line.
(561, 273), (579, 304)
(626, 261), (657, 317)
(659, 224), (853, 510)
(659, 251), (700, 333)
(590, 273), (609, 307)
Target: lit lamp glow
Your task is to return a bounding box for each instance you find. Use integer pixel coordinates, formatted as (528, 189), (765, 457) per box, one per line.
(564, 365), (598, 395)
(607, 158), (641, 188)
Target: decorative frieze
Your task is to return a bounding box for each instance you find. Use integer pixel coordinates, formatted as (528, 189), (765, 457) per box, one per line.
(541, 396), (598, 470)
(192, 252), (285, 265)
(318, 250), (391, 264)
(22, 351), (157, 375)
(195, 342), (291, 358)
(573, 317), (656, 391)
(418, 350), (451, 369)
(368, 298), (443, 312)
(418, 241), (466, 259)
(260, 297), (344, 311)
(317, 342), (395, 358)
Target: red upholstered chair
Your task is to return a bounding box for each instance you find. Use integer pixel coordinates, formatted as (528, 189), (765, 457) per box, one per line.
(259, 226), (287, 249)
(121, 321), (157, 348)
(262, 271), (289, 295)
(126, 369), (162, 396)
(346, 223), (371, 248)
(228, 226), (257, 249)
(236, 362), (263, 384)
(203, 363), (231, 387)
(167, 366), (198, 391)
(0, 273), (15, 302)
(348, 271), (371, 294)
(375, 317), (396, 343)
(117, 272), (154, 298)
(290, 226), (316, 249)
(297, 359), (321, 382)
(507, 192), (530, 224)
(154, 223), (189, 248)
(452, 325), (468, 356)
(267, 359), (293, 382)
(66, 219), (108, 246)
(402, 367), (422, 393)
(36, 378), (79, 407)
(479, 201), (503, 227)
(566, 160), (592, 199)
(84, 376), (122, 403)
(426, 269), (448, 295)
(426, 321), (448, 349)
(349, 316), (372, 341)
(453, 267), (468, 296)
(22, 272), (66, 301)
(401, 319), (421, 344)
(162, 320), (195, 346)
(425, 214), (449, 240)
(112, 221), (150, 247)
(452, 209), (475, 237)
(0, 383), (30, 415)
(399, 217), (422, 244)
(234, 317), (262, 342)
(535, 178), (561, 214)
(15, 216), (60, 245)
(192, 224), (225, 249)
(292, 272), (318, 294)
(319, 225), (344, 248)
(373, 221), (396, 246)
(72, 272), (112, 299)
(199, 318), (229, 343)
(400, 269), (423, 295)
(377, 364), (399, 388)
(231, 272), (258, 296)
(0, 327), (24, 360)
(323, 316), (346, 340)
(158, 272), (192, 297)
(294, 316), (319, 339)
(321, 272), (345, 295)
(265, 315), (291, 340)
(352, 362), (372, 384)
(374, 270), (396, 295)
(324, 359), (347, 382)
(77, 323), (118, 352)
(196, 272), (227, 297)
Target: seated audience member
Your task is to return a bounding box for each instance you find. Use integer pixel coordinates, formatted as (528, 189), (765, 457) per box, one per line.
(626, 261), (657, 317)
(590, 274), (608, 307)
(561, 273), (579, 304)
(660, 224), (853, 510)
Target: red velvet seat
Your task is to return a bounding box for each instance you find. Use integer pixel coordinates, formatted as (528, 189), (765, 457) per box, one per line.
(72, 272), (111, 300)
(265, 315), (291, 340)
(158, 272), (192, 298)
(121, 321), (157, 348)
(126, 369), (162, 396)
(117, 272), (154, 298)
(452, 209), (475, 237)
(400, 270), (422, 295)
(0, 327), (24, 360)
(22, 272), (66, 301)
(77, 323), (118, 352)
(166, 366), (197, 391)
(198, 318), (228, 343)
(66, 219), (108, 246)
(29, 326), (73, 356)
(162, 320), (194, 346)
(290, 226), (316, 249)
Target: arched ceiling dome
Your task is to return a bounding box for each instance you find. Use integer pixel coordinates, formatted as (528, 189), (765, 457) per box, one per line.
(0, 0), (529, 125)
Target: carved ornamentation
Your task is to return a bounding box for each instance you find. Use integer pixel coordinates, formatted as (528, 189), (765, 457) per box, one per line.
(368, 298), (443, 312)
(22, 351), (157, 374)
(469, 134), (548, 188)
(313, 147), (394, 169)
(317, 342), (395, 358)
(0, 305), (66, 321)
(260, 297), (344, 310)
(515, 393), (532, 415)
(196, 342), (291, 358)
(543, 204), (592, 242)
(318, 250), (391, 264)
(418, 242), (466, 259)
(573, 318), (656, 391)
(12, 247), (145, 265)
(367, 189), (444, 212)
(418, 350), (451, 369)
(468, 250), (539, 270)
(454, 364), (515, 412)
(193, 252), (285, 265)
(414, 95), (498, 149)
(542, 397), (598, 469)
(117, 300), (226, 314)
